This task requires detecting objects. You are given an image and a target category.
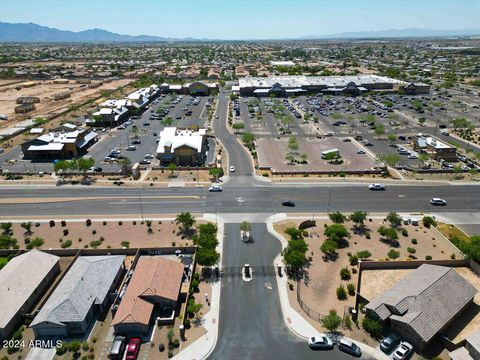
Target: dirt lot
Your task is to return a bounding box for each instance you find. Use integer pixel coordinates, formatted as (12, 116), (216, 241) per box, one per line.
(0, 79), (131, 122)
(256, 137), (377, 173)
(275, 217), (459, 317)
(7, 219), (206, 250)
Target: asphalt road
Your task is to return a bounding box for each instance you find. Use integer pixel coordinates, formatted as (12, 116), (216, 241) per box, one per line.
(0, 184), (478, 216)
(209, 223), (374, 360)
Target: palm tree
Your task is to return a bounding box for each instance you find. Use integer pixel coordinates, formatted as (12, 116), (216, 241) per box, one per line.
(176, 212), (196, 235)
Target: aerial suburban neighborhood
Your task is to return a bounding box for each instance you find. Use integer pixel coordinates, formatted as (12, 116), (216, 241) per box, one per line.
(0, 1), (480, 360)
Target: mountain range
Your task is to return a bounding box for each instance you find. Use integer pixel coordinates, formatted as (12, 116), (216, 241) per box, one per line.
(0, 22), (479, 42)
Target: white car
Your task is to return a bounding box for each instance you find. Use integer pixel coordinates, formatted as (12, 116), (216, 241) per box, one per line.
(430, 198), (447, 206)
(209, 185), (223, 192)
(356, 149), (366, 154)
(392, 341), (413, 360)
(407, 153), (417, 159)
(307, 334), (334, 350)
(229, 165), (235, 172)
(144, 154), (155, 159)
(369, 184), (385, 191)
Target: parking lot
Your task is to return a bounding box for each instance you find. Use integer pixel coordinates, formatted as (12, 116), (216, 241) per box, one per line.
(0, 94), (214, 173)
(256, 137), (378, 173)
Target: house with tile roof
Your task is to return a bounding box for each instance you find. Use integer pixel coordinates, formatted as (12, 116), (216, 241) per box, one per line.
(112, 257), (185, 335)
(30, 255), (125, 338)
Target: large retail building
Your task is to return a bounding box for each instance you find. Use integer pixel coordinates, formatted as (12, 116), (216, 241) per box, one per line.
(236, 75), (430, 96)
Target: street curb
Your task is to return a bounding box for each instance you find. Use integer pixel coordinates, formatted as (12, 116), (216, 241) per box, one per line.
(172, 214), (223, 360)
(266, 214), (388, 360)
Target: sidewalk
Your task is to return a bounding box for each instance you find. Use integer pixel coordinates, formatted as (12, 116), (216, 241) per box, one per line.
(266, 215), (389, 360)
(173, 214), (223, 360)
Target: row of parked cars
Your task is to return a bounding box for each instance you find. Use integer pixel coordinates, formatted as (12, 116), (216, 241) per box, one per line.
(309, 333), (414, 360)
(109, 336), (141, 360)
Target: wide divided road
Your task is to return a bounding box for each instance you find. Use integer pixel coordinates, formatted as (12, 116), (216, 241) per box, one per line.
(0, 184), (478, 217)
(209, 223), (374, 360)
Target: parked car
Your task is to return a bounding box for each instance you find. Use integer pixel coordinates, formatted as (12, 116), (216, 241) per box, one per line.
(392, 341), (413, 360)
(131, 139), (141, 144)
(338, 338), (362, 357)
(308, 334), (334, 350)
(282, 200), (295, 207)
(209, 185), (223, 192)
(125, 337), (141, 360)
(127, 145), (137, 151)
(139, 159), (151, 165)
(430, 198), (447, 206)
(144, 154), (155, 159)
(109, 336), (126, 359)
(368, 183), (385, 191)
(380, 334), (400, 354)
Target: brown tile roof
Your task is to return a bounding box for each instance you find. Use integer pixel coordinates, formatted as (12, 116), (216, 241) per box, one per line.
(112, 257), (184, 327)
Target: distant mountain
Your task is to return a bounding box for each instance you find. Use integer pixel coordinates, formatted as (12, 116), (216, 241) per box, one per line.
(1, 22), (480, 43)
(0, 22), (175, 42)
(303, 28), (480, 39)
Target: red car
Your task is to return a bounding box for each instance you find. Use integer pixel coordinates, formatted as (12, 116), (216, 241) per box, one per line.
(125, 337), (141, 360)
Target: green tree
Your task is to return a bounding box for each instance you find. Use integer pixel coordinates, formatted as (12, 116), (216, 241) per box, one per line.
(232, 122), (245, 133)
(288, 136), (298, 152)
(239, 221), (251, 232)
(285, 227), (303, 241)
(324, 224), (349, 244)
(320, 239), (338, 257)
(377, 153), (401, 167)
(387, 134), (397, 144)
(282, 115), (295, 132)
(349, 211), (368, 230)
(76, 157), (95, 182)
(1, 222), (12, 234)
(20, 221), (32, 234)
(196, 247), (220, 266)
(242, 132), (255, 146)
(119, 157), (132, 176)
(422, 216), (437, 228)
(167, 163), (177, 178)
(374, 124), (385, 139)
(386, 211), (402, 228)
(176, 212), (196, 234)
(378, 226), (399, 243)
(187, 300), (203, 320)
(208, 168), (223, 179)
(329, 211), (347, 224)
(321, 309), (342, 332)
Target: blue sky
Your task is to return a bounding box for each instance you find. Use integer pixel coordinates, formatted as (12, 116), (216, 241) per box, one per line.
(2, 0), (479, 39)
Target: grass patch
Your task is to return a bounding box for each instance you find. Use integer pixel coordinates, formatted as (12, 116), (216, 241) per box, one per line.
(437, 223), (470, 243)
(0, 257), (9, 270)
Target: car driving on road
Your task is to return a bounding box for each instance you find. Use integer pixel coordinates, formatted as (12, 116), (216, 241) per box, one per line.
(282, 201), (295, 207)
(209, 185), (223, 192)
(430, 198), (447, 206)
(229, 165), (235, 172)
(369, 184), (385, 191)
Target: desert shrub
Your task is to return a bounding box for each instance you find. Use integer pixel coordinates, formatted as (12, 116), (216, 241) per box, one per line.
(61, 240), (72, 249)
(362, 316), (384, 339)
(401, 228), (408, 237)
(407, 247), (416, 254)
(388, 249), (400, 259)
(336, 285), (347, 300)
(340, 267), (351, 280)
(347, 283), (356, 296)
